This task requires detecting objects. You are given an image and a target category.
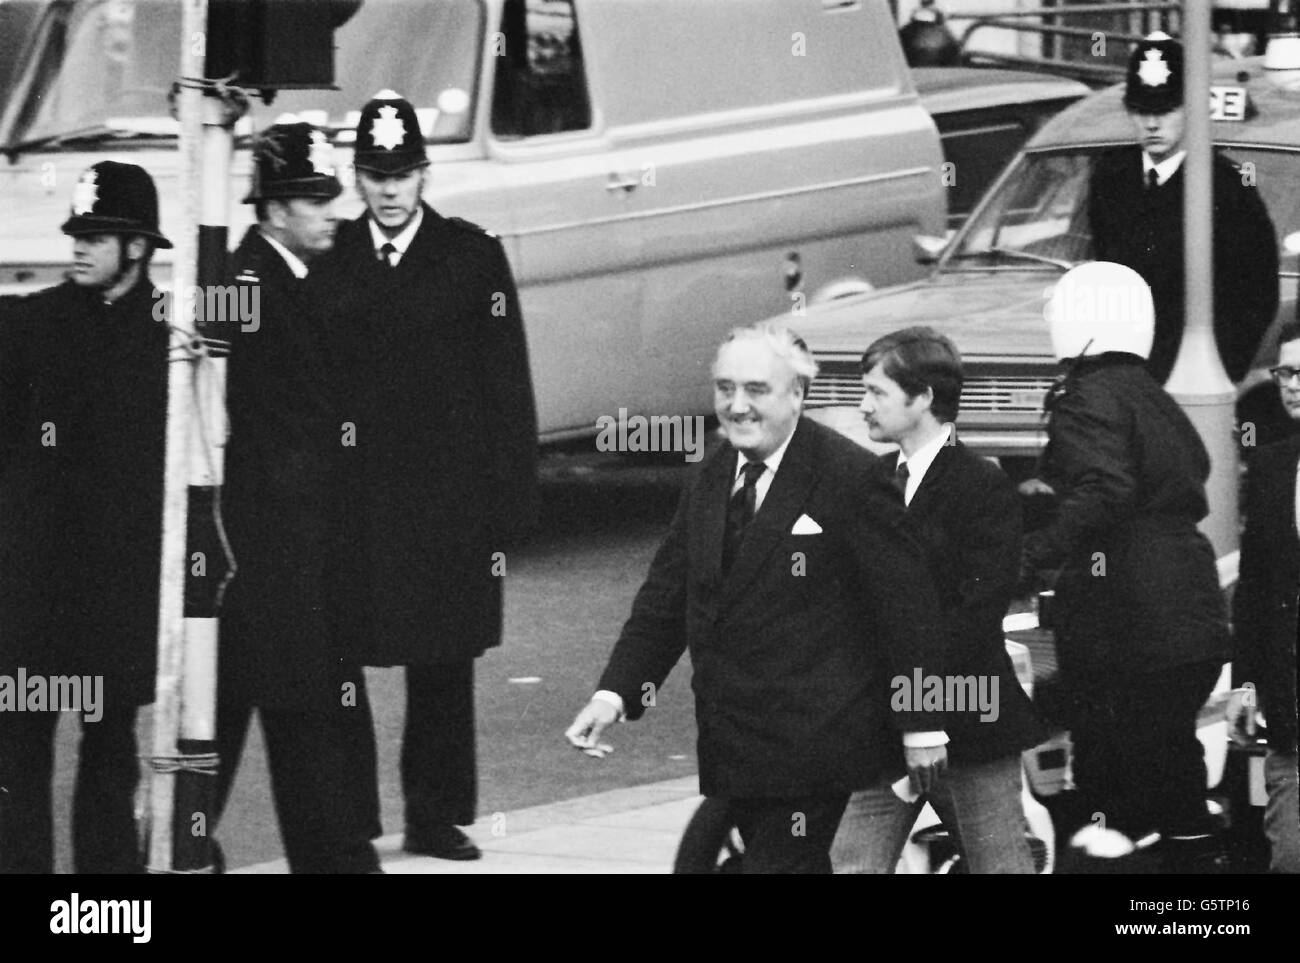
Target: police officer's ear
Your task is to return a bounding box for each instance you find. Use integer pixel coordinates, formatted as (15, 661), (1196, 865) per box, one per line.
(124, 235), (148, 264)
(264, 198), (290, 230)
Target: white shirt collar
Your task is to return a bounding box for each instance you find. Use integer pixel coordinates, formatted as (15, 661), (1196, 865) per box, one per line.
(368, 206), (424, 263)
(259, 229), (309, 279)
(1142, 150), (1186, 187)
(733, 423), (796, 486)
(895, 424), (952, 504)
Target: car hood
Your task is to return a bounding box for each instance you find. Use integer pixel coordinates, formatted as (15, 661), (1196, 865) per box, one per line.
(797, 270), (1060, 360)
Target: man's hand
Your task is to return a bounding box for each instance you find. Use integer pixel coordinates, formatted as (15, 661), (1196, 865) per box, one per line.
(906, 744), (948, 796)
(1225, 688), (1259, 748)
(565, 698), (620, 754)
(1018, 477), (1055, 497)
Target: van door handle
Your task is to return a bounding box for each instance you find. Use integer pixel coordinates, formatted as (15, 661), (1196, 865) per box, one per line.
(605, 173), (639, 193)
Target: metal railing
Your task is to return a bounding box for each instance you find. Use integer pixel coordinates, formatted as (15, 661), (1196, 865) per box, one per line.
(949, 2), (1183, 85)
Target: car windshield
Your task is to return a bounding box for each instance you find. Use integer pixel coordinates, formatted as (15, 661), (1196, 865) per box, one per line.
(942, 150), (1096, 272)
(8, 0), (483, 149)
(942, 144), (1300, 275)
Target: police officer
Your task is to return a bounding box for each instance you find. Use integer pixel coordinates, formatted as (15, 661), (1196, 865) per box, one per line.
(212, 119), (381, 872)
(1088, 32), (1278, 386)
(317, 91), (539, 861)
(1024, 262), (1230, 871)
(0, 161), (170, 873)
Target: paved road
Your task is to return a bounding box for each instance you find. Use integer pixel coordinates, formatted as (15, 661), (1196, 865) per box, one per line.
(47, 448), (705, 871)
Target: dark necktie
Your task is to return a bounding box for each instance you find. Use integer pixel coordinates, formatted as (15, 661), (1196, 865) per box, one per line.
(378, 242), (397, 268)
(723, 461), (766, 574)
(893, 461), (910, 499)
(1146, 168), (1159, 192)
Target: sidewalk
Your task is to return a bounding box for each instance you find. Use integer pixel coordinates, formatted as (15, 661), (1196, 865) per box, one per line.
(233, 776), (702, 874)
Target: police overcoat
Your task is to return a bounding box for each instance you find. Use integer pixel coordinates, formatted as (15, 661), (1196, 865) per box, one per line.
(0, 279), (167, 706)
(317, 205), (539, 665)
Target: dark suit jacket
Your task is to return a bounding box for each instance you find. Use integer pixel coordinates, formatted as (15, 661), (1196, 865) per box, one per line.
(315, 204), (539, 665)
(887, 441), (1044, 764)
(1088, 146), (1278, 384)
(1233, 434), (1300, 754)
(598, 418), (950, 799)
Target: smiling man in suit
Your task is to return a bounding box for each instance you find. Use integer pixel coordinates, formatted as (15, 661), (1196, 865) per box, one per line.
(566, 322), (949, 873)
(831, 326), (1043, 873)
(1227, 320), (1300, 873)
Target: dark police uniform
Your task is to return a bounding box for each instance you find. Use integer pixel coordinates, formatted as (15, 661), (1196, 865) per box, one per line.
(1024, 353), (1229, 843)
(318, 92), (538, 853)
(1088, 35), (1279, 385)
(0, 162), (170, 873)
(213, 121), (380, 873)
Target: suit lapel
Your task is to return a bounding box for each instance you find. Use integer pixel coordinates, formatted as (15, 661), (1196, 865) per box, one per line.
(721, 421), (817, 606)
(906, 441), (957, 518)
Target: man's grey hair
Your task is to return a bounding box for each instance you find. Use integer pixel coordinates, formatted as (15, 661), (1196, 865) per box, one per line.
(713, 321), (819, 392)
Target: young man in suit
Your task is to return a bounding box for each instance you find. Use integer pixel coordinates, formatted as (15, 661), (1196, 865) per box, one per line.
(831, 327), (1043, 873)
(318, 91), (539, 862)
(1088, 32), (1277, 387)
(213, 119), (380, 873)
(566, 322), (951, 873)
(1226, 320), (1300, 873)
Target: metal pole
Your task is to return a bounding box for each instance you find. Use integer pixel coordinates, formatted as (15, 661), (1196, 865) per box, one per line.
(1166, 0), (1239, 559)
(147, 0), (208, 874)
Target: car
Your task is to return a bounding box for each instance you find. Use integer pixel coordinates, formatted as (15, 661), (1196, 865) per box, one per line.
(788, 51), (1300, 478)
(913, 66), (1089, 230)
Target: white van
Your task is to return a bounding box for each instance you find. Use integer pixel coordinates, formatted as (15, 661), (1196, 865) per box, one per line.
(0, 0), (947, 440)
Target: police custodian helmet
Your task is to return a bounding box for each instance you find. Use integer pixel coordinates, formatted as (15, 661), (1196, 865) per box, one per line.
(1123, 31), (1183, 115)
(61, 160), (173, 249)
(352, 89), (429, 174)
(244, 115), (343, 203)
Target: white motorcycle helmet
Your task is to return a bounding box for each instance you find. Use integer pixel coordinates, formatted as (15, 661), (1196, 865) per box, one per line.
(1045, 261), (1155, 362)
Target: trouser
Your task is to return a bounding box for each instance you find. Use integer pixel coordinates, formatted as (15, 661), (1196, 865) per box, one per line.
(215, 662), (380, 874)
(1263, 749), (1300, 874)
(729, 794), (849, 874)
(401, 661), (477, 830)
(0, 702), (142, 874)
(1067, 659), (1222, 838)
(831, 754), (1034, 873)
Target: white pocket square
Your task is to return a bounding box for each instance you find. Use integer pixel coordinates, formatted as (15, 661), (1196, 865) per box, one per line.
(791, 514), (823, 535)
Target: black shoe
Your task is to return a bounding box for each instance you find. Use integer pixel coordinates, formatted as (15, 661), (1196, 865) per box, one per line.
(403, 825), (482, 861)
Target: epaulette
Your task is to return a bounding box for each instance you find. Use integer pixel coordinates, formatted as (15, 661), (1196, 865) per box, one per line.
(447, 216), (498, 240)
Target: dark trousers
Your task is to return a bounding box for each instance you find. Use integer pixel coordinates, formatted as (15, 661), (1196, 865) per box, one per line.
(0, 703), (142, 874)
(1068, 659), (1222, 838)
(401, 661), (477, 830)
(729, 794), (849, 874)
(215, 662), (381, 873)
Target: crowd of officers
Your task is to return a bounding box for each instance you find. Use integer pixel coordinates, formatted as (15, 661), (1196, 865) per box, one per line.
(0, 34), (1296, 874)
(0, 89), (538, 873)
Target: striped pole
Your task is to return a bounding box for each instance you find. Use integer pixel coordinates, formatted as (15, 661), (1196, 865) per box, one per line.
(147, 0), (237, 873)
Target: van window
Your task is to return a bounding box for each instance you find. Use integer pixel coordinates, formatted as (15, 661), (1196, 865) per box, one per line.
(491, 0), (592, 138)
